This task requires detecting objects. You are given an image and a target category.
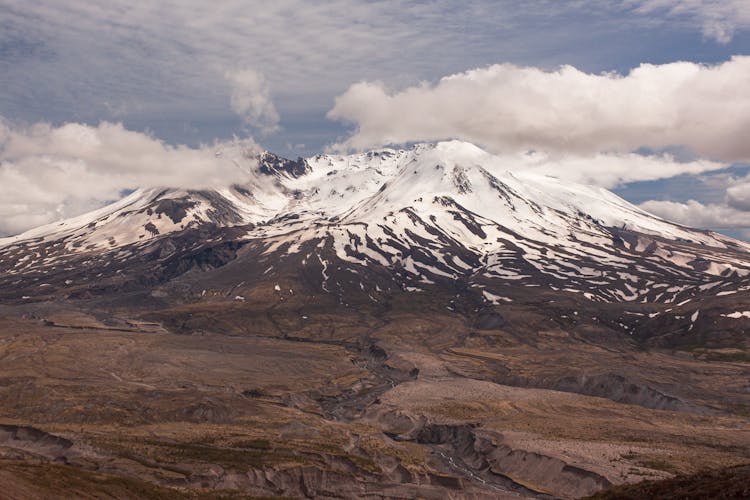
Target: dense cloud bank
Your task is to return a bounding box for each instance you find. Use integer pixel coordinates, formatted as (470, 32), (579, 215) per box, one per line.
(0, 120), (259, 235)
(329, 57), (750, 163)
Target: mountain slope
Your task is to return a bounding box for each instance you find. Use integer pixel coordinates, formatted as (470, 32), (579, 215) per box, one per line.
(4, 140), (749, 307)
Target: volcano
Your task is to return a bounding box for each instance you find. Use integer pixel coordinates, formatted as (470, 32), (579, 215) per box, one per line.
(1, 141), (750, 499)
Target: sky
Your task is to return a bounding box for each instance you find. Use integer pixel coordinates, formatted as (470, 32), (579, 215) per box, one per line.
(1, 0), (749, 238)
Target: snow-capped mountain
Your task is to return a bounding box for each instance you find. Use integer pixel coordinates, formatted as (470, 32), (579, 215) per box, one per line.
(2, 140), (750, 320)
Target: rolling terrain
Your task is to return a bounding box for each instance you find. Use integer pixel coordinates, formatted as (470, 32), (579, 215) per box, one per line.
(1, 141), (749, 499)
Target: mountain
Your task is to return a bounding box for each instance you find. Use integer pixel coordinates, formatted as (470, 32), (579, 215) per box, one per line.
(2, 141), (750, 499)
(3, 140), (750, 338)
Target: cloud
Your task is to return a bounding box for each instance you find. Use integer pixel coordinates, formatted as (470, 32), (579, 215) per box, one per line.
(2, 1), (563, 130)
(225, 69), (280, 134)
(639, 173), (750, 237)
(328, 57), (750, 166)
(0, 119), (260, 235)
(9, 0), (745, 150)
(514, 151), (725, 189)
(627, 0), (750, 43)
(640, 199), (750, 230)
(726, 182), (750, 211)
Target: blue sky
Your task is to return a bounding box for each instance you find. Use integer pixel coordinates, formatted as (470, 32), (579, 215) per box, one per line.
(1, 1), (749, 237)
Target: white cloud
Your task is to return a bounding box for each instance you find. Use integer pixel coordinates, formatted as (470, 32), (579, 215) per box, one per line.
(627, 0), (750, 43)
(515, 151), (725, 189)
(328, 57), (750, 166)
(0, 120), (260, 235)
(2, 1), (746, 154)
(225, 69), (280, 134)
(726, 182), (750, 211)
(639, 174), (750, 237)
(15, 0), (739, 137)
(640, 199), (750, 230)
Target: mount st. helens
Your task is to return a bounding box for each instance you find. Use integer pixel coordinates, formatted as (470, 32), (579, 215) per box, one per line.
(2, 141), (750, 339)
(1, 141), (750, 499)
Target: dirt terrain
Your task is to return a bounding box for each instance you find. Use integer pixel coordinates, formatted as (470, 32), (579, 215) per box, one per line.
(1, 291), (748, 499)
